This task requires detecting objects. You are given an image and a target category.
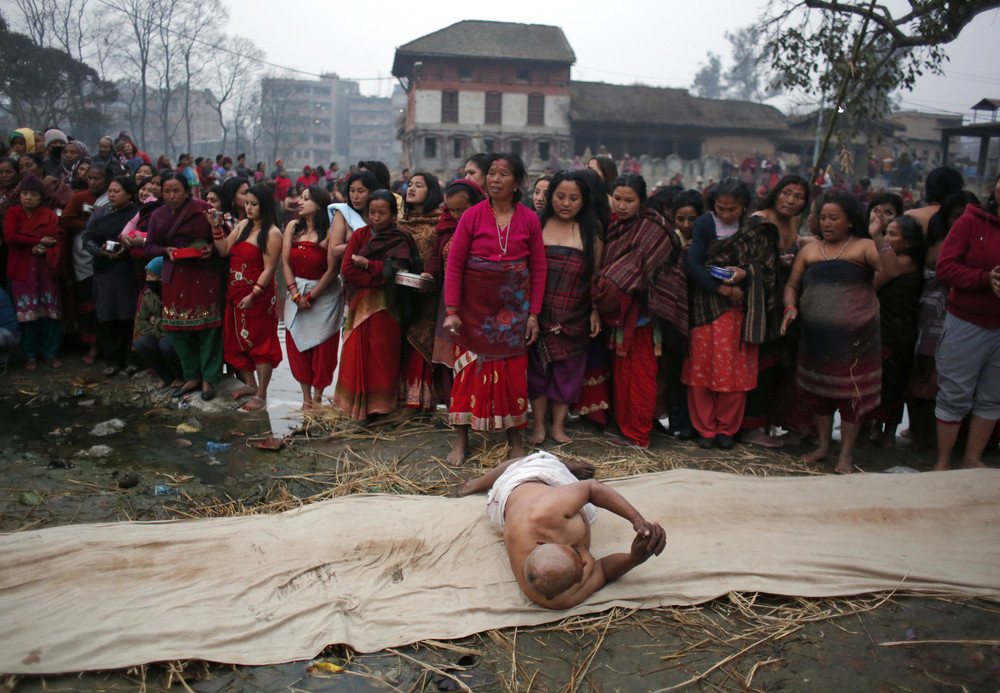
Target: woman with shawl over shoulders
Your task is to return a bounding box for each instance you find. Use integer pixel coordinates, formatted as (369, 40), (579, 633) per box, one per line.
(684, 177), (781, 451)
(334, 190), (420, 420)
(739, 175), (809, 448)
(595, 173), (688, 449)
(398, 170), (445, 411)
(0, 156), (20, 290)
(82, 175), (141, 375)
(210, 183), (284, 413)
(781, 192), (901, 473)
(144, 172), (224, 401)
(933, 172), (1000, 471)
(2, 174), (65, 370)
(280, 184), (344, 411)
(528, 171), (603, 445)
(328, 170), (379, 257)
(426, 179), (485, 393)
(442, 153), (547, 463)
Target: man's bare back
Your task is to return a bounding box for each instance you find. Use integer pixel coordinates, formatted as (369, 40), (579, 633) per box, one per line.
(460, 453), (666, 609)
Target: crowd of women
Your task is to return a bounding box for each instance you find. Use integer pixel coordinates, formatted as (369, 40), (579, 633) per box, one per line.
(2, 128), (998, 473)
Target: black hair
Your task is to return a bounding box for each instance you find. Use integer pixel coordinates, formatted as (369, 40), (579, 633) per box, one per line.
(647, 185), (683, 218)
(464, 153), (490, 176)
(887, 215), (925, 269)
(539, 171), (600, 279)
(443, 179), (485, 205)
(588, 157), (618, 195)
(205, 185), (224, 206)
(821, 192), (868, 239)
(91, 162), (117, 183)
(345, 170), (382, 213)
(220, 176), (249, 218)
(533, 175), (552, 191)
(611, 173), (648, 205)
(0, 156), (18, 182)
(237, 153), (246, 160)
(707, 177), (752, 214)
(758, 175), (809, 215)
(238, 183), (279, 255)
(576, 169), (611, 234)
(368, 189), (398, 219)
(485, 152), (527, 202)
(19, 152), (44, 172)
(404, 170), (444, 215)
(924, 167), (964, 204)
(928, 190), (981, 245)
(159, 171), (192, 199)
(293, 184), (332, 243)
(358, 160), (391, 189)
(110, 175), (138, 203)
(866, 191), (903, 220)
(671, 189), (705, 217)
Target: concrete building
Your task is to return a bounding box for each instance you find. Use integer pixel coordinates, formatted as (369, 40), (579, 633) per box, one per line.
(392, 20), (575, 175)
(259, 73), (353, 169)
(348, 86), (404, 170)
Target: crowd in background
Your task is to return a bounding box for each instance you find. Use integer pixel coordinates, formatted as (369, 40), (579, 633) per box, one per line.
(1, 125), (998, 473)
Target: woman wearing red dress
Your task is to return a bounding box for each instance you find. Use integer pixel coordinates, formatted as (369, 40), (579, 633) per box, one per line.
(280, 184), (344, 411)
(442, 153), (547, 462)
(210, 183), (283, 412)
(334, 190), (419, 420)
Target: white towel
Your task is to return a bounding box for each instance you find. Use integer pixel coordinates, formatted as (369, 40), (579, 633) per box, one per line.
(485, 451), (597, 530)
(285, 276), (343, 351)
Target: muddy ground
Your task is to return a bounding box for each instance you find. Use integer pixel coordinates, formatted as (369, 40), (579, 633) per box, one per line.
(1, 353), (998, 692)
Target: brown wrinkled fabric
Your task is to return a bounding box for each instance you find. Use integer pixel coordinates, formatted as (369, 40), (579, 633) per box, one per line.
(399, 210), (441, 363)
(1, 468), (998, 675)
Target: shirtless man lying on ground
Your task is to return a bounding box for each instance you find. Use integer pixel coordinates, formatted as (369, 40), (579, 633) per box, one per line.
(459, 451), (667, 610)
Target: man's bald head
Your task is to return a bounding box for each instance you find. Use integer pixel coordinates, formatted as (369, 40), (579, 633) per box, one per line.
(524, 544), (583, 599)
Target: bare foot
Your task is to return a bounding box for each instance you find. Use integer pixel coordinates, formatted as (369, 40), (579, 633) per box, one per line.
(741, 428), (784, 449)
(24, 360), (37, 372)
(446, 444), (466, 465)
(83, 351), (97, 365)
(301, 400), (315, 412)
(932, 461), (951, 471)
(875, 432), (896, 449)
(960, 459), (988, 469)
(550, 427), (572, 444)
(231, 385), (257, 400)
(238, 395), (266, 412)
(834, 452), (854, 474)
(457, 479), (479, 496)
(802, 447), (831, 462)
(527, 426), (546, 446)
(563, 459), (595, 479)
(48, 358), (62, 369)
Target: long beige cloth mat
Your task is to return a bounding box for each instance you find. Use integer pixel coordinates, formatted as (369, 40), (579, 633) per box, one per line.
(2, 468), (998, 674)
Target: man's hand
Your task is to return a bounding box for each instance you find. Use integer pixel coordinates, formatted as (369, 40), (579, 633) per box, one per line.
(630, 520), (666, 562)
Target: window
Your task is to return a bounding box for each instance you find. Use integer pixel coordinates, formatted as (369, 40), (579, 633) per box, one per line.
(538, 141), (550, 161)
(510, 139), (522, 156)
(527, 93), (545, 126)
(483, 138), (495, 152)
(424, 137), (437, 159)
(453, 138), (463, 159)
(485, 92), (502, 125)
(458, 65), (473, 80)
(442, 90), (458, 123)
(516, 68), (531, 82)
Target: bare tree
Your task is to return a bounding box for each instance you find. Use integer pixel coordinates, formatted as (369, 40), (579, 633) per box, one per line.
(103, 0), (162, 149)
(171, 0), (225, 153)
(209, 36), (263, 155)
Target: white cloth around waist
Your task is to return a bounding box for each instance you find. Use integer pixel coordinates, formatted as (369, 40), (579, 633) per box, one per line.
(485, 451), (597, 530)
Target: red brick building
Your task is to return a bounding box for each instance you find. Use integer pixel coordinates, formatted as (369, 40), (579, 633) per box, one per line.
(391, 20), (575, 174)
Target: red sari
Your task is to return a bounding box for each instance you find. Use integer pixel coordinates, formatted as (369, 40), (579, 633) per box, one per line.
(333, 225), (417, 420)
(223, 241), (282, 371)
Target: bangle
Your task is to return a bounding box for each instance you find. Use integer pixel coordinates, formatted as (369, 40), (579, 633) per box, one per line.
(878, 245), (893, 254)
(527, 315), (538, 323)
(784, 306), (798, 314)
(292, 292), (301, 301)
(252, 284), (263, 295)
(286, 283), (297, 291)
(211, 230), (225, 240)
(304, 292), (313, 302)
(446, 308), (459, 316)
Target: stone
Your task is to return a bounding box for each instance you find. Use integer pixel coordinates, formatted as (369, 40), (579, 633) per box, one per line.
(90, 418), (126, 436)
(76, 444), (114, 458)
